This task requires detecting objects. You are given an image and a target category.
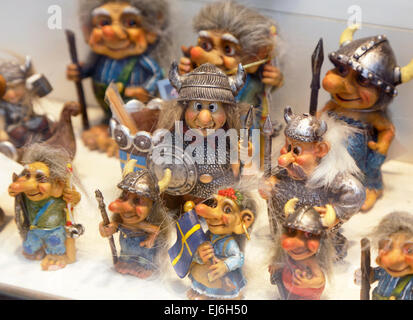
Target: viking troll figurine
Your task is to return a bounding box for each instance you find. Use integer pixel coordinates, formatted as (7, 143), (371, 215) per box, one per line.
(0, 56), (53, 153)
(270, 200), (334, 300)
(260, 107), (365, 262)
(355, 212), (413, 300)
(321, 25), (413, 211)
(99, 159), (171, 278)
(168, 180), (258, 300)
(154, 62), (247, 205)
(67, 0), (169, 155)
(178, 0), (283, 167)
(8, 143), (82, 271)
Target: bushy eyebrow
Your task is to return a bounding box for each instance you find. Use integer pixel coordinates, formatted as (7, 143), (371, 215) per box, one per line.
(198, 30), (211, 39)
(91, 7), (110, 17)
(221, 33), (239, 45)
(122, 6), (141, 16)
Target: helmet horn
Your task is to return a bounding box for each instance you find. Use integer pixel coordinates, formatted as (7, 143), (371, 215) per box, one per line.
(122, 159), (137, 178)
(283, 106), (293, 124)
(169, 61), (184, 91)
(228, 64), (246, 96)
(284, 198), (299, 217)
(157, 168), (172, 193)
(339, 24), (360, 46)
(401, 59), (413, 83)
(321, 204), (336, 228)
(316, 120), (327, 137)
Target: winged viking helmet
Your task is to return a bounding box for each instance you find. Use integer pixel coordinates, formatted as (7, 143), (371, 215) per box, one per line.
(168, 62), (246, 104)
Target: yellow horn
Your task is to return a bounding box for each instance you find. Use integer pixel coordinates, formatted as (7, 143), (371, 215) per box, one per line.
(158, 168), (172, 193)
(401, 59), (413, 83)
(321, 204), (337, 228)
(122, 159), (137, 178)
(339, 24), (360, 46)
(284, 198), (299, 217)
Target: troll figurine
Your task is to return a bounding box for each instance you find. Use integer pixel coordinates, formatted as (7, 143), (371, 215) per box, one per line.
(154, 62), (248, 207)
(67, 0), (169, 155)
(321, 26), (413, 211)
(0, 56), (53, 154)
(178, 0), (283, 167)
(172, 182), (257, 300)
(355, 212), (413, 300)
(260, 107), (365, 262)
(8, 143), (83, 271)
(270, 200), (334, 300)
(99, 159), (171, 278)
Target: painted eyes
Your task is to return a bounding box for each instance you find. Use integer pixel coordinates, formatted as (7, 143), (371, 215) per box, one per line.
(356, 74), (372, 87)
(192, 102), (219, 113)
(122, 15), (140, 28)
(223, 205), (232, 214)
(224, 44), (236, 57)
(208, 103), (218, 112)
(403, 244), (413, 256)
(336, 64), (349, 77)
(36, 174), (48, 183)
(193, 102), (203, 111)
(95, 16), (112, 27)
(200, 40), (213, 52)
(133, 197), (141, 205)
(304, 232), (314, 239)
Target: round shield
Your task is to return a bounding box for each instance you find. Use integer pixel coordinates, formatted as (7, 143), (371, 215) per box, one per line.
(147, 144), (197, 196)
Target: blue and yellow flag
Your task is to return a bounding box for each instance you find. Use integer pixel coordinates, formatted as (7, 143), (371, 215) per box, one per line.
(168, 209), (208, 278)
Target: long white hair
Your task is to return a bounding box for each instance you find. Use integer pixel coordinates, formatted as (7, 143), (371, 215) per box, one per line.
(307, 113), (363, 188)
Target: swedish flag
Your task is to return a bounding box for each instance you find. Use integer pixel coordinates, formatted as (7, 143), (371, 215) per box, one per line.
(119, 150), (147, 171)
(168, 209), (208, 278)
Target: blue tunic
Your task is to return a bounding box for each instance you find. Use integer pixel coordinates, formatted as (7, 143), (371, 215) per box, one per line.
(328, 111), (385, 190)
(189, 234), (246, 298)
(81, 53), (163, 121)
(118, 225), (159, 271)
(372, 267), (413, 300)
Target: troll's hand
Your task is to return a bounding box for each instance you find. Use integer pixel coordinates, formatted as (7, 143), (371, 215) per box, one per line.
(63, 187), (81, 206)
(262, 64), (283, 87)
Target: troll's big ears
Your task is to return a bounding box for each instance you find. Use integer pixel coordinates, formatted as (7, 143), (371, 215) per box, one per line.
(315, 141), (330, 159)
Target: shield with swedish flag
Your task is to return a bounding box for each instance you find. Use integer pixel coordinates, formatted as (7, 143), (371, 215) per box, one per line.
(168, 209), (208, 278)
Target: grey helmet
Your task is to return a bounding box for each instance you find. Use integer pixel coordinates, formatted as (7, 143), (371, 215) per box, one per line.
(118, 169), (159, 201)
(283, 106), (327, 143)
(328, 26), (413, 110)
(168, 62), (246, 105)
(284, 204), (325, 235)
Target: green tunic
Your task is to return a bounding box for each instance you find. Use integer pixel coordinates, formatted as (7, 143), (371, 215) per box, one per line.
(23, 196), (67, 229)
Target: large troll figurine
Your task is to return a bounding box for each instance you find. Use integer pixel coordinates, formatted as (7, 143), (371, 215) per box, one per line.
(321, 25), (413, 211)
(67, 0), (169, 155)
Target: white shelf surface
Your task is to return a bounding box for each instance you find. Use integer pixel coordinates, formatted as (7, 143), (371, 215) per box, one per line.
(0, 99), (412, 300)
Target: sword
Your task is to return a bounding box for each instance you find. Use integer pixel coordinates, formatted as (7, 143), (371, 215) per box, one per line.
(95, 189), (118, 265)
(65, 29), (90, 130)
(263, 115), (275, 177)
(309, 38), (324, 116)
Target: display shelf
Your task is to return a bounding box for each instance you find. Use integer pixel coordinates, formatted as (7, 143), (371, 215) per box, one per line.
(0, 100), (412, 300)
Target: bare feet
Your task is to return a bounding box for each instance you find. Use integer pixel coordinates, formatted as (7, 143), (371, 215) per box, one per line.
(22, 249), (45, 261)
(40, 254), (68, 271)
(114, 261), (154, 278)
(81, 125), (119, 157)
(361, 188), (383, 212)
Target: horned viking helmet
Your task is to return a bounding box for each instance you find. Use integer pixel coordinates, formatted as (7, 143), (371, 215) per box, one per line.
(283, 107), (327, 143)
(329, 25), (413, 98)
(168, 62), (246, 104)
